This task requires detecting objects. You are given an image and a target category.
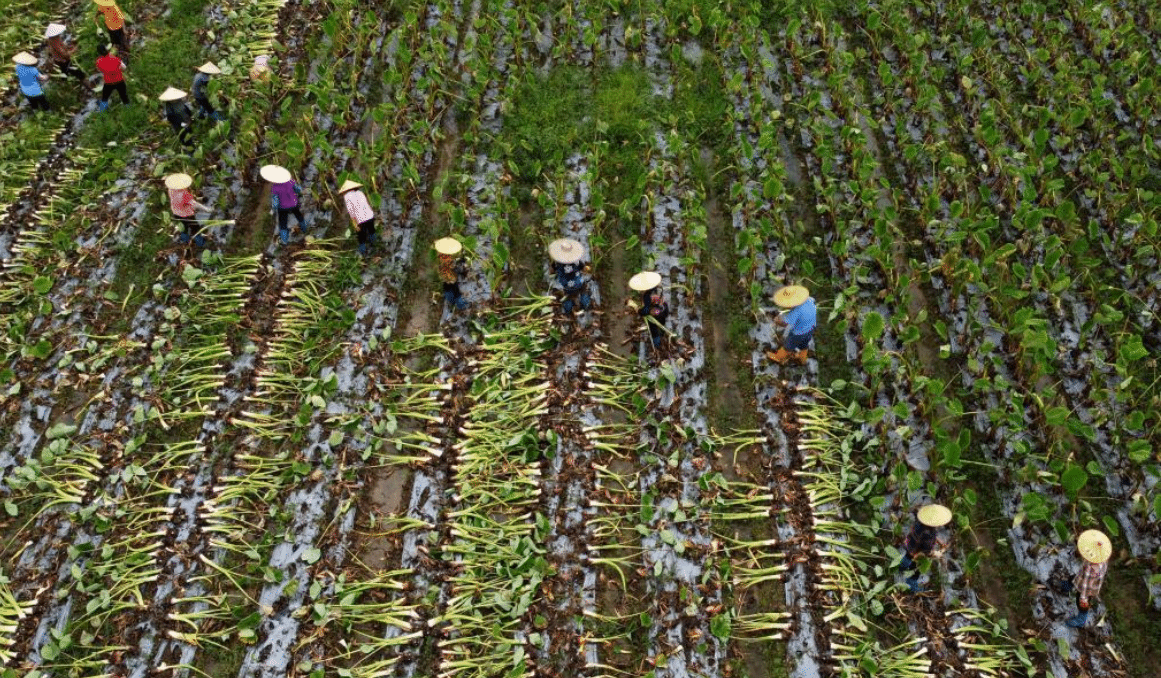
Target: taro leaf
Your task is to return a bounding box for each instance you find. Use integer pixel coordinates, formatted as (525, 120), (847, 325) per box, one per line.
(1061, 464), (1088, 495)
(30, 339), (52, 360)
(1154, 496), (1161, 522)
(846, 611), (868, 632)
(1102, 515), (1120, 537)
(1127, 440), (1152, 464)
(328, 430), (344, 447)
(310, 395), (326, 409)
(861, 312), (885, 343)
(181, 264), (204, 285)
(1044, 406), (1070, 428)
(1119, 334), (1148, 364)
(302, 547), (322, 564)
(32, 276), (53, 294)
(659, 529), (677, 546)
(3, 501), (17, 517)
(1056, 637), (1069, 657)
(709, 613), (731, 641)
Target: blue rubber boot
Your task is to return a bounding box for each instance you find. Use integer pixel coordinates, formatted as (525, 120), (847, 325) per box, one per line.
(98, 100), (109, 112)
(562, 298), (574, 314)
(279, 228), (290, 244)
(178, 232), (191, 244)
(455, 297), (468, 311)
(579, 292), (591, 310)
(905, 577), (920, 593)
(357, 242), (368, 256)
(193, 235), (206, 249)
(1065, 612), (1089, 628)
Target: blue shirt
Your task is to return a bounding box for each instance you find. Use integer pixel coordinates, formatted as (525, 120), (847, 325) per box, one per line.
(782, 297), (816, 335)
(192, 72), (210, 100)
(16, 64), (43, 97)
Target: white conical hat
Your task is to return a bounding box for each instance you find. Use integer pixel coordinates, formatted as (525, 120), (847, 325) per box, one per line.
(164, 173), (193, 190)
(917, 504), (952, 527)
(13, 52), (37, 66)
(158, 87), (188, 102)
(1077, 529), (1112, 564)
(548, 238), (585, 264)
(628, 271), (662, 292)
(260, 164), (292, 184)
(44, 23), (66, 39)
(196, 61), (221, 75)
(95, 0), (117, 6)
(337, 179), (362, 194)
(774, 285), (810, 308)
(434, 237), (462, 255)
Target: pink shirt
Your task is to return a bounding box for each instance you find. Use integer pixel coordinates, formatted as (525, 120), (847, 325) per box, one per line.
(344, 190), (374, 224)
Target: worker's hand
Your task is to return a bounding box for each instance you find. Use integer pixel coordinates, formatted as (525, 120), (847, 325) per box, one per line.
(1078, 599), (1089, 610)
(931, 548), (944, 559)
(626, 299), (640, 311)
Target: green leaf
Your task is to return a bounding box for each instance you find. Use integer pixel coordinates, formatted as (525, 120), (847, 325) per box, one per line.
(709, 613), (731, 640)
(32, 276), (53, 294)
(1061, 464), (1088, 494)
(302, 547), (322, 564)
(659, 529), (677, 546)
(1102, 515), (1120, 537)
(861, 312), (885, 343)
(1154, 496), (1161, 522)
(181, 264), (204, 285)
(46, 422), (77, 440)
(328, 430), (344, 447)
(3, 501), (17, 517)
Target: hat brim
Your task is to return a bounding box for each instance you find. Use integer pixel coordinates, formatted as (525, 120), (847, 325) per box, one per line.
(434, 238), (462, 255)
(45, 24), (66, 38)
(1077, 529), (1112, 563)
(917, 504), (952, 527)
(548, 238), (585, 264)
(165, 173), (193, 190)
(13, 52), (37, 66)
(95, 0), (117, 6)
(197, 62), (221, 75)
(628, 271), (662, 292)
(774, 285), (810, 308)
(260, 165), (292, 184)
(338, 179), (362, 194)
(158, 87), (189, 102)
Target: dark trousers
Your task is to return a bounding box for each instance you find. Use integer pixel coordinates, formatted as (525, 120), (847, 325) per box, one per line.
(194, 96), (215, 118)
(54, 58), (86, 83)
(443, 281), (462, 304)
(101, 81), (129, 104)
(277, 207), (305, 230)
(356, 217), (376, 245)
(26, 94), (49, 111)
(786, 330), (813, 351)
(166, 113), (193, 146)
(107, 28), (127, 51)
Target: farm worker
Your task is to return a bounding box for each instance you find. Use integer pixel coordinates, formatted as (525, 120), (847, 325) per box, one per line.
(628, 271), (670, 348)
(898, 503), (951, 593)
(337, 179), (377, 256)
(12, 52), (49, 111)
(44, 24), (86, 84)
(191, 61), (222, 121)
(158, 87), (194, 147)
(434, 237), (468, 310)
(93, 0), (129, 53)
(768, 285), (816, 365)
(548, 238), (591, 313)
(1052, 529), (1111, 628)
(260, 164), (307, 244)
(165, 173), (212, 248)
(249, 55), (271, 83)
(95, 44), (128, 111)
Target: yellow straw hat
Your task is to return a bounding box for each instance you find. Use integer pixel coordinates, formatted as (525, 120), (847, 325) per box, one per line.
(1077, 529), (1112, 564)
(628, 271), (662, 292)
(95, 0), (117, 6)
(164, 173), (193, 190)
(44, 23), (66, 39)
(158, 87), (188, 102)
(774, 285), (810, 308)
(196, 61), (221, 75)
(337, 179), (362, 194)
(434, 237), (462, 256)
(13, 52), (37, 66)
(917, 504), (952, 527)
(547, 238), (585, 264)
(259, 165), (292, 184)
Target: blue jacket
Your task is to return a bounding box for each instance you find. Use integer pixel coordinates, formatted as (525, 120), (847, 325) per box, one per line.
(16, 64), (43, 97)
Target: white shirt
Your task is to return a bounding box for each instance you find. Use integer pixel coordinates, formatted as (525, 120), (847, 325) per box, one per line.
(344, 190), (374, 224)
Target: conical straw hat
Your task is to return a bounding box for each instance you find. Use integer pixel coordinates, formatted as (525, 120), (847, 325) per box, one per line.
(44, 23), (66, 39)
(260, 164), (292, 184)
(337, 179), (362, 194)
(628, 271), (662, 292)
(164, 173), (193, 190)
(917, 504), (952, 527)
(434, 237), (462, 255)
(774, 285), (810, 308)
(1077, 529), (1111, 564)
(95, 0), (117, 6)
(13, 52), (37, 66)
(196, 61), (221, 74)
(158, 87), (188, 102)
(548, 238), (585, 264)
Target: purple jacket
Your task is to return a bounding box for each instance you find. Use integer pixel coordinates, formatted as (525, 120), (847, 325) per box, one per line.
(270, 181), (300, 209)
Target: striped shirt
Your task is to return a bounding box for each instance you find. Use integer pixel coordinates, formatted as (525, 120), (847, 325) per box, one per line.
(1074, 560), (1108, 605)
(168, 189), (196, 218)
(97, 4), (125, 30)
(344, 190), (374, 224)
